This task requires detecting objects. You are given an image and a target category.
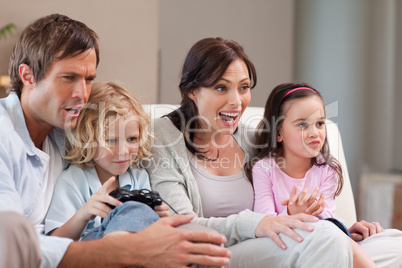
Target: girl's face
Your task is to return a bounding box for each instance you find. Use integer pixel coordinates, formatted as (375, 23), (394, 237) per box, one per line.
(93, 114), (140, 182)
(188, 59), (251, 136)
(278, 95), (326, 161)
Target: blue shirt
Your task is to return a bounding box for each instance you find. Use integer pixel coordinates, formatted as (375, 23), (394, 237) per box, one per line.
(45, 164), (151, 237)
(0, 92), (72, 267)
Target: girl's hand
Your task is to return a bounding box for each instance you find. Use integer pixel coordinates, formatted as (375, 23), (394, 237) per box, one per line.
(255, 214), (318, 249)
(77, 177), (122, 221)
(154, 202), (170, 218)
(282, 186), (324, 216)
(306, 191), (325, 216)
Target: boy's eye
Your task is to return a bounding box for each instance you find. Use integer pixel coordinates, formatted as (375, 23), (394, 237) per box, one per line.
(128, 137), (138, 143)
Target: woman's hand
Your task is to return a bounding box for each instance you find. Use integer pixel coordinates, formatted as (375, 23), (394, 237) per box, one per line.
(348, 220), (384, 241)
(281, 186), (325, 216)
(254, 213), (318, 249)
(154, 202), (170, 218)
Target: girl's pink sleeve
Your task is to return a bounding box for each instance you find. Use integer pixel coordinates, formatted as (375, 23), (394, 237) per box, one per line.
(317, 167), (338, 219)
(252, 161), (278, 216)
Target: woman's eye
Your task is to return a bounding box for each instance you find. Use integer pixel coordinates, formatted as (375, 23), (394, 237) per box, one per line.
(215, 86), (226, 92)
(240, 85), (250, 91)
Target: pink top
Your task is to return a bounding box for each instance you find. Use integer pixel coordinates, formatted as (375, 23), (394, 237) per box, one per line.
(252, 157), (338, 219)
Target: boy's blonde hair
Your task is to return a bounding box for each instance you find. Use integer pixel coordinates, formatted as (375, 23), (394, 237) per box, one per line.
(64, 81), (152, 168)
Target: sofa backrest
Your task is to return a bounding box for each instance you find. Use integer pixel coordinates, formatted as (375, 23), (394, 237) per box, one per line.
(143, 104), (357, 226)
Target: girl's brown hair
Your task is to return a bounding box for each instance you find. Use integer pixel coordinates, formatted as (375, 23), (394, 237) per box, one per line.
(247, 82), (343, 197)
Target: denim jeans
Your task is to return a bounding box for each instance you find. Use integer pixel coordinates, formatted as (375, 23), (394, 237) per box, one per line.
(81, 201), (160, 241)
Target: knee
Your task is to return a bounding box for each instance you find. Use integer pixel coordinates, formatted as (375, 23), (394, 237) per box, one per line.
(113, 201), (157, 217)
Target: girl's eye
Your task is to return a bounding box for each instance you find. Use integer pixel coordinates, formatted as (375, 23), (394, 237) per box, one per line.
(298, 122), (308, 128)
(316, 121), (325, 127)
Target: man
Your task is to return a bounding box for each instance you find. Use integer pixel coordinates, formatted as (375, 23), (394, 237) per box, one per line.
(0, 13), (230, 267)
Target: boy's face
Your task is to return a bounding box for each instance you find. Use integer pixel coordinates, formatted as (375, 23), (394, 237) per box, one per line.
(21, 49), (97, 131)
(93, 115), (140, 182)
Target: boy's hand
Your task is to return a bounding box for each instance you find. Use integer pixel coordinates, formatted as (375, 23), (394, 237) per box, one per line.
(77, 177), (122, 221)
(154, 202), (170, 217)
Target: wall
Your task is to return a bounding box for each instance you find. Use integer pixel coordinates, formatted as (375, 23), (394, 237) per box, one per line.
(158, 0), (294, 107)
(0, 0), (159, 103)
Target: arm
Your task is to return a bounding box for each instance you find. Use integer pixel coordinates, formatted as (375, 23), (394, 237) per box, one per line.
(51, 177), (121, 240)
(58, 214), (230, 268)
(313, 167), (338, 219)
(252, 161), (279, 216)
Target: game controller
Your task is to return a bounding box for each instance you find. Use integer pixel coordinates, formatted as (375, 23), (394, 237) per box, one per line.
(108, 187), (162, 209)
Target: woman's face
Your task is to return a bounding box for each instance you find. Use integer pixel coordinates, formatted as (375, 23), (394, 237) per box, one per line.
(188, 59), (251, 136)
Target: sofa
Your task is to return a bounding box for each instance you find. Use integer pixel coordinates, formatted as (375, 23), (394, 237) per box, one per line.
(143, 104), (357, 227)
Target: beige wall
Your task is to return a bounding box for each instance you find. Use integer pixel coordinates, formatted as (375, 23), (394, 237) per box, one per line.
(0, 0), (159, 103)
(159, 0), (294, 106)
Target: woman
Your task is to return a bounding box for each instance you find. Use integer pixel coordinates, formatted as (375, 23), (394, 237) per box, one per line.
(149, 37), (402, 267)
(145, 37), (353, 267)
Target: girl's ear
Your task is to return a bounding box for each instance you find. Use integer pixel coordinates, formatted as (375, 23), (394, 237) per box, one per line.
(19, 64), (35, 88)
(277, 130), (283, 143)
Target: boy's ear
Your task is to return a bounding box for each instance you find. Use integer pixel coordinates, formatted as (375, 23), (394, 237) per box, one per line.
(19, 64), (35, 88)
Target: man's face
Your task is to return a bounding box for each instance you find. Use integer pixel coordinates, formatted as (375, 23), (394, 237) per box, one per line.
(23, 49), (97, 131)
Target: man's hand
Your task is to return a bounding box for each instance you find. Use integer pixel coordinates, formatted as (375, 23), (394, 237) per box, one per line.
(254, 213), (318, 250)
(60, 214), (231, 268)
(348, 220), (384, 241)
(123, 214), (231, 268)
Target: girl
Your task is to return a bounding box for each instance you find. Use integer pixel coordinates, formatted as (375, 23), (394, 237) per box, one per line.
(45, 82), (169, 241)
(249, 82), (375, 267)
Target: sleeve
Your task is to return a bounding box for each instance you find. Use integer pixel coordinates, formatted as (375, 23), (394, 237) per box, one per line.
(252, 160), (280, 216)
(0, 137), (25, 214)
(316, 167), (338, 219)
(145, 119), (266, 246)
(45, 169), (87, 234)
